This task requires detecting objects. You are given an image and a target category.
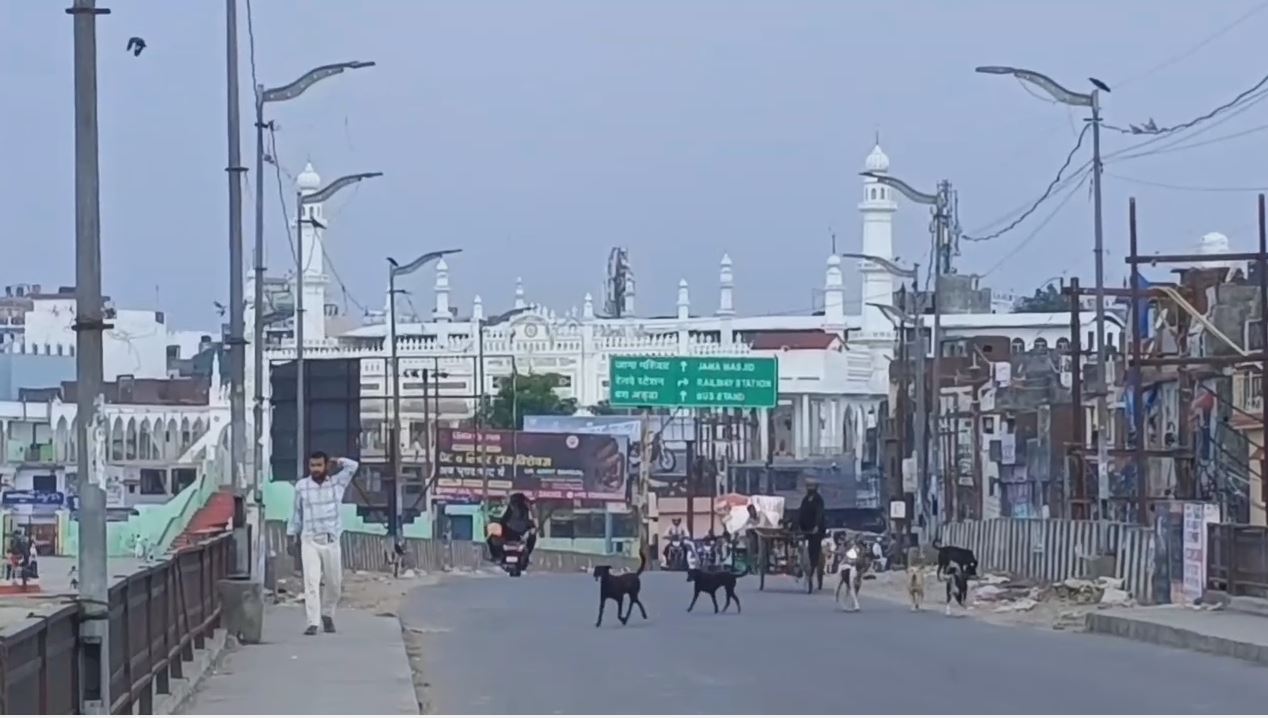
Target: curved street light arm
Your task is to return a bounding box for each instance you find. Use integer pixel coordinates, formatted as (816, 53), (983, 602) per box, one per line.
(975, 65), (1092, 107)
(301, 171), (383, 205)
(390, 248), (463, 278)
(487, 306), (533, 327)
(860, 171), (938, 205)
(840, 252), (917, 279)
(867, 302), (912, 326)
(261, 61), (376, 104)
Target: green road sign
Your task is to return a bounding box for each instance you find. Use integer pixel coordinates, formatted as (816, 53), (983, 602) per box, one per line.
(608, 355), (779, 409)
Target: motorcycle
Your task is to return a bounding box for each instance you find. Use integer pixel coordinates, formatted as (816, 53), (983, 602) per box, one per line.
(665, 536), (688, 571)
(499, 529), (534, 577)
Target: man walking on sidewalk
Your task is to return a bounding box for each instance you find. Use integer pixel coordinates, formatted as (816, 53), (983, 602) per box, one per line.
(288, 452), (360, 636)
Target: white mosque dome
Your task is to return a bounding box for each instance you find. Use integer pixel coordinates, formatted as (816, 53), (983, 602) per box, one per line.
(297, 162), (321, 192)
(864, 143), (890, 173)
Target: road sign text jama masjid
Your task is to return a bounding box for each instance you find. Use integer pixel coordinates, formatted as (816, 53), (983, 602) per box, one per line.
(608, 356), (778, 409)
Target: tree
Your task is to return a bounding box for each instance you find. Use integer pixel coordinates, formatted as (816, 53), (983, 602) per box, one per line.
(1013, 283), (1067, 313)
(478, 372), (577, 430)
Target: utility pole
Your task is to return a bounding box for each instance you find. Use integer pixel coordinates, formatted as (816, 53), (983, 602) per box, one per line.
(930, 180), (951, 537)
(68, 0), (110, 711)
(294, 188), (306, 480)
(387, 266), (401, 541)
(252, 61), (374, 579)
(1089, 92), (1111, 511)
(976, 65), (1112, 518)
(224, 0), (249, 577)
(857, 170), (948, 542)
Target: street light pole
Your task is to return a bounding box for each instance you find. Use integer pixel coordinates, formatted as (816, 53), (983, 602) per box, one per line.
(225, 0), (248, 515)
(1089, 94), (1110, 513)
(294, 189), (306, 481)
(976, 65), (1111, 518)
(857, 172), (950, 538)
(292, 172), (383, 481)
(475, 307), (531, 515)
(250, 61), (373, 578)
(68, 0), (110, 711)
(386, 250), (460, 543)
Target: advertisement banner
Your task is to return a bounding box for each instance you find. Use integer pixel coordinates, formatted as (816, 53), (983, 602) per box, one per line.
(434, 428), (627, 501)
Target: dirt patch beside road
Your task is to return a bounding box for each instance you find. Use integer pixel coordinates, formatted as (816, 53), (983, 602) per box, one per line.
(862, 569), (1138, 631)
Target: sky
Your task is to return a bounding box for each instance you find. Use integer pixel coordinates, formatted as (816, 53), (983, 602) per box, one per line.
(4, 0), (1268, 331)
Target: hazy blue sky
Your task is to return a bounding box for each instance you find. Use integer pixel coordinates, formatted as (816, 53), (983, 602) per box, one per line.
(5, 0), (1268, 329)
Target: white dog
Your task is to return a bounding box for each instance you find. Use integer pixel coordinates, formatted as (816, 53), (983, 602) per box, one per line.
(834, 541), (870, 612)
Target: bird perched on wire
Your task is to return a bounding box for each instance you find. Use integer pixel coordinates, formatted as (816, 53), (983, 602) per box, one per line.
(126, 36), (146, 57)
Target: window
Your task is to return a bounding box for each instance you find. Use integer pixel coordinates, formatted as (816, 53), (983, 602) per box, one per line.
(171, 468), (196, 494)
(1010, 338), (1025, 355)
(773, 470), (798, 492)
(140, 469), (166, 495)
(1056, 337), (1070, 353)
(1034, 338), (1048, 351)
(32, 475), (57, 493)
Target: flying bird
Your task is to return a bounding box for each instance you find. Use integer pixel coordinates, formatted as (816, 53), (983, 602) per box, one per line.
(126, 37), (146, 57)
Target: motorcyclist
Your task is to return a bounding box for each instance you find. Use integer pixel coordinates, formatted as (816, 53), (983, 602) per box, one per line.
(797, 479), (827, 581)
(487, 493), (536, 565)
(663, 517), (688, 567)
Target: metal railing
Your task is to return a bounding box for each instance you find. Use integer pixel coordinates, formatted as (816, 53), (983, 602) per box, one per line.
(1207, 523), (1268, 598)
(0, 534), (232, 714)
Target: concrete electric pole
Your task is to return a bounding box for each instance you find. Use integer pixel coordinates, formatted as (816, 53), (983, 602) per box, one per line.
(68, 0), (110, 711)
(225, 0), (250, 575)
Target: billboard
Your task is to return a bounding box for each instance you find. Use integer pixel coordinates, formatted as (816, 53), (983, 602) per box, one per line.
(434, 428), (627, 501)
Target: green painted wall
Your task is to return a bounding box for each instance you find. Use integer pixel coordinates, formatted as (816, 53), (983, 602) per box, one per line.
(60, 471), (217, 557)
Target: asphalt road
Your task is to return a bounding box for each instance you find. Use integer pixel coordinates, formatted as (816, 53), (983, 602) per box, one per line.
(402, 570), (1268, 714)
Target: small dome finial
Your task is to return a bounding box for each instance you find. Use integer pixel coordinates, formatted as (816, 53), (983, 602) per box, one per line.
(864, 142), (889, 173)
(297, 162), (321, 192)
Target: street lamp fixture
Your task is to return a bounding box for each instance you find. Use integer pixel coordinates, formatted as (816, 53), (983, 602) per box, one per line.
(839, 252), (918, 279)
(385, 249), (462, 542)
(259, 61), (376, 104)
(293, 170), (382, 484)
(249, 59), (374, 582)
(475, 305), (533, 513)
(974, 65), (1107, 108)
(860, 171), (939, 206)
(977, 63), (1112, 521)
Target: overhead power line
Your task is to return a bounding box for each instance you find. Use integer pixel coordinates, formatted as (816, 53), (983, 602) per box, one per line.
(962, 124), (1090, 242)
(1113, 0), (1268, 89)
(1111, 70), (1268, 137)
(980, 169), (1091, 278)
(1106, 172), (1268, 193)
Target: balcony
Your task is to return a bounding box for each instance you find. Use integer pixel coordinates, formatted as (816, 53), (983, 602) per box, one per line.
(1235, 371), (1263, 415)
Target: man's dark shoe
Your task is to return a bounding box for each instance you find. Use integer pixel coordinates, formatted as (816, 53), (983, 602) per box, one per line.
(322, 616), (336, 633)
(303, 625), (318, 636)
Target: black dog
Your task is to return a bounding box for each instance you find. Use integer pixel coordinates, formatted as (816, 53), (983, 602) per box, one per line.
(593, 552), (647, 627)
(944, 561), (970, 615)
(686, 567), (747, 614)
(932, 540), (978, 580)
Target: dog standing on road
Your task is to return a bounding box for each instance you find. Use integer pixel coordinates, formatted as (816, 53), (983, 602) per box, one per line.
(943, 561), (970, 616)
(906, 564), (926, 611)
(593, 552), (647, 627)
(686, 566), (746, 614)
(834, 539), (871, 612)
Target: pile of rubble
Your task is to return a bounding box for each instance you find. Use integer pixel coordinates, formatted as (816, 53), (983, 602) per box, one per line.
(968, 573), (1136, 624)
(1052, 576), (1134, 608)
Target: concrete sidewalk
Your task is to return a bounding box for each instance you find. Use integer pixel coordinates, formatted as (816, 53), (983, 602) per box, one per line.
(1087, 605), (1268, 666)
(180, 605), (418, 715)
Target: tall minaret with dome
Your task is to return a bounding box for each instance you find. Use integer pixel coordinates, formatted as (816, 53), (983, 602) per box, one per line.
(856, 141), (898, 394)
(296, 162), (329, 343)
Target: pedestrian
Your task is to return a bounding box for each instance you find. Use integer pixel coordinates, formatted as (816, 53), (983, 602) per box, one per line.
(287, 451), (360, 636)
